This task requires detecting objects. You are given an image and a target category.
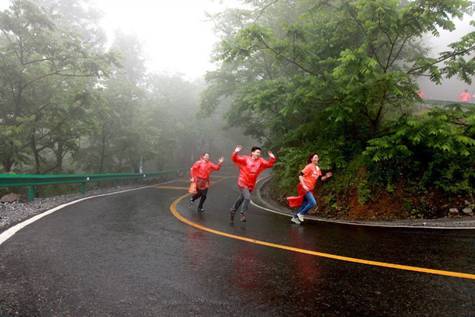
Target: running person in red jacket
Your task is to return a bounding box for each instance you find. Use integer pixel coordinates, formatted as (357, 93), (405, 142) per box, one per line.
(189, 153), (224, 212)
(230, 145), (276, 222)
(289, 153), (332, 225)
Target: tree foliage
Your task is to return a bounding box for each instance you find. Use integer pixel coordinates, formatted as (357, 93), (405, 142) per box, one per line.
(203, 0), (475, 216)
(365, 106), (475, 195)
(0, 0), (112, 172)
(0, 0), (246, 174)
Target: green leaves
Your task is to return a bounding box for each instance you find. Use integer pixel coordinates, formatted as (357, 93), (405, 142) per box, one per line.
(203, 0), (475, 207)
(0, 0), (112, 172)
(364, 107), (475, 195)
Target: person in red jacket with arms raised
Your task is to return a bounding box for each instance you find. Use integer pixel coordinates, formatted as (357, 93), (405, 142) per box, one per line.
(230, 145), (276, 223)
(288, 153), (332, 225)
(189, 153), (224, 213)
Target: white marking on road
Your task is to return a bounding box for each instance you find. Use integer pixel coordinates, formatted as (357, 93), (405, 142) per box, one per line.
(251, 176), (475, 230)
(0, 180), (182, 245)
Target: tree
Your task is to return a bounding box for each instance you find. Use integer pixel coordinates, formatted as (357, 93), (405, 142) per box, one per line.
(203, 0), (475, 215)
(77, 32), (158, 173)
(0, 0), (112, 172)
(205, 0), (475, 142)
(0, 0), (261, 176)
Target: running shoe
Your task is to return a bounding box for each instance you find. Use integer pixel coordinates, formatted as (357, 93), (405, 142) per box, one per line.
(291, 217), (301, 225)
(297, 213), (304, 222)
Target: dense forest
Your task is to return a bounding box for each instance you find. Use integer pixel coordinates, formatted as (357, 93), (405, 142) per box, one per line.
(0, 0), (248, 175)
(202, 0), (475, 219)
(1, 0), (475, 219)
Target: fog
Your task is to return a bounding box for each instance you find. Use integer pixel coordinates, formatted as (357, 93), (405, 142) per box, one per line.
(0, 0), (473, 174)
(94, 0), (226, 80)
(0, 0), (471, 95)
(418, 13), (475, 101)
(0, 0), (236, 80)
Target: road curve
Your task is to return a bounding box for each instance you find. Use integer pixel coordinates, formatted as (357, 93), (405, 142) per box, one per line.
(0, 177), (474, 316)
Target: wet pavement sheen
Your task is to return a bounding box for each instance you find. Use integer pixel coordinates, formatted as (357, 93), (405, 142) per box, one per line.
(0, 177), (474, 316)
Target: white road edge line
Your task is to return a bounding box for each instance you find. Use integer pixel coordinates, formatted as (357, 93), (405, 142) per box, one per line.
(0, 179), (179, 245)
(251, 176), (475, 230)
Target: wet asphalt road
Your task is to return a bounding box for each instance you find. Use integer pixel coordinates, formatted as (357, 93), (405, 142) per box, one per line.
(0, 177), (474, 316)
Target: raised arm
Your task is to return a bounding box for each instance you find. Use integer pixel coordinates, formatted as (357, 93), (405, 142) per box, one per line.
(231, 145), (247, 165)
(210, 157), (224, 171)
(261, 151), (277, 168)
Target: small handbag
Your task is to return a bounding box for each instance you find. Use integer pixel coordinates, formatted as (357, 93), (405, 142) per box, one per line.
(188, 181), (197, 194)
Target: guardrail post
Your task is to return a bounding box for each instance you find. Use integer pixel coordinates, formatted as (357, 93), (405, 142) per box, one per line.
(27, 186), (35, 202)
(80, 176), (90, 195)
(80, 182), (86, 194)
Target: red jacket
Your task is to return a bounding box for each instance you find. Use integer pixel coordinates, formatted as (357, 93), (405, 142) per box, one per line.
(287, 183), (314, 208)
(231, 151), (276, 191)
(190, 160), (222, 189)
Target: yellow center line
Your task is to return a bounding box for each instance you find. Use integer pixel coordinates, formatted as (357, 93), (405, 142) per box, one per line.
(154, 176), (235, 191)
(169, 192), (475, 280)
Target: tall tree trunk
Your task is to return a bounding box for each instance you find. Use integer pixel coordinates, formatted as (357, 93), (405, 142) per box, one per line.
(370, 87), (389, 137)
(99, 124), (107, 173)
(56, 141), (64, 172)
(2, 158), (14, 173)
(31, 131), (41, 174)
(2, 140), (16, 172)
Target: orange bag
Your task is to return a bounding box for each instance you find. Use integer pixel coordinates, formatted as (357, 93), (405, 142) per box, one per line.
(188, 182), (197, 194)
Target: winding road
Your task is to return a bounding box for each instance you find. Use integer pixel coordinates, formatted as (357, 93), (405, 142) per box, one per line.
(0, 176), (474, 316)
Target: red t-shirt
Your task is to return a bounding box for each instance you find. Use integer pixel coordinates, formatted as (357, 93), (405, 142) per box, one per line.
(301, 163), (322, 191)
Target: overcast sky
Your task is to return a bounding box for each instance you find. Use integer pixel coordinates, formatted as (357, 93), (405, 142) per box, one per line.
(94, 0), (229, 80)
(0, 0), (472, 83)
(0, 0), (236, 80)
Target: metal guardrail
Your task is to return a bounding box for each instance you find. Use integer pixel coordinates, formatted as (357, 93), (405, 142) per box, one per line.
(0, 170), (182, 202)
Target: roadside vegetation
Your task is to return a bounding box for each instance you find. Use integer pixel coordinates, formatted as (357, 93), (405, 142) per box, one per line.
(202, 0), (475, 219)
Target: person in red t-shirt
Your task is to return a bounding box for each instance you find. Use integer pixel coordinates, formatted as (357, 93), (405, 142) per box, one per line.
(290, 153), (332, 225)
(189, 153), (224, 212)
(230, 145), (276, 223)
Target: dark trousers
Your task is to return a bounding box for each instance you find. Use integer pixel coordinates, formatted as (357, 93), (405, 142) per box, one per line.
(231, 187), (251, 215)
(192, 188), (208, 209)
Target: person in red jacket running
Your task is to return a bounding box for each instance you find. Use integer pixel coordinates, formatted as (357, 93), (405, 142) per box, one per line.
(289, 153), (332, 225)
(230, 145), (276, 222)
(189, 153), (224, 212)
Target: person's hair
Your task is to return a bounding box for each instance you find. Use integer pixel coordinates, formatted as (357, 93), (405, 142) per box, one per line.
(307, 153), (318, 163)
(201, 152), (209, 157)
(251, 146), (262, 153)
